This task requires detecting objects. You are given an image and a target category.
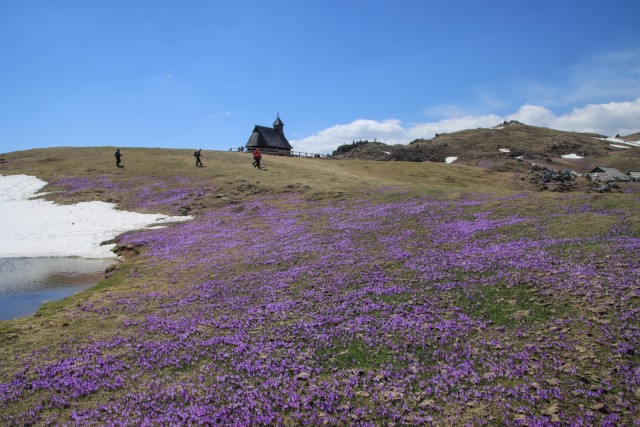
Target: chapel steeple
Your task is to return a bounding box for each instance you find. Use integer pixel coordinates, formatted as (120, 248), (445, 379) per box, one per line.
(273, 114), (284, 136)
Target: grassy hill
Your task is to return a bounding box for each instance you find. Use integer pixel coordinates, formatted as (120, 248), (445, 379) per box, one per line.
(333, 121), (640, 174)
(0, 146), (532, 213)
(0, 147), (639, 425)
(622, 132), (640, 142)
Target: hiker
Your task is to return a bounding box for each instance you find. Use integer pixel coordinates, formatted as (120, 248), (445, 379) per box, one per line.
(194, 149), (203, 167)
(114, 149), (123, 168)
(252, 148), (262, 169)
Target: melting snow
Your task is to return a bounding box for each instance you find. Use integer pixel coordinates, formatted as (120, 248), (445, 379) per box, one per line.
(499, 148), (511, 153)
(595, 137), (640, 147)
(610, 144), (631, 149)
(0, 174), (192, 258)
(621, 140), (640, 147)
(445, 157), (458, 164)
(561, 154), (583, 159)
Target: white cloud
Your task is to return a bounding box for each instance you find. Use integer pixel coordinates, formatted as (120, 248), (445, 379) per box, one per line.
(508, 98), (640, 136)
(208, 111), (233, 119)
(506, 105), (556, 126)
(291, 98), (640, 154)
(291, 119), (406, 154)
(406, 115), (504, 141)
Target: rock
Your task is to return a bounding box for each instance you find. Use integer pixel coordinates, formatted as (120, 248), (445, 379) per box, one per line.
(383, 389), (404, 402)
(528, 167), (581, 192)
(418, 399), (435, 409)
(590, 403), (608, 413)
(544, 404), (560, 415)
(510, 309), (530, 320)
(588, 182), (620, 193)
(177, 205), (192, 215)
(294, 372), (310, 381)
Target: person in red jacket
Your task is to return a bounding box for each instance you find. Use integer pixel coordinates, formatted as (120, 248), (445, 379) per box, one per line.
(252, 148), (262, 169)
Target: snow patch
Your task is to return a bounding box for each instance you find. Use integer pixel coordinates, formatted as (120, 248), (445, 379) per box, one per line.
(499, 148), (511, 153)
(622, 140), (640, 147)
(445, 157), (458, 164)
(610, 144), (631, 149)
(561, 154), (583, 159)
(0, 174), (192, 258)
(595, 137), (640, 147)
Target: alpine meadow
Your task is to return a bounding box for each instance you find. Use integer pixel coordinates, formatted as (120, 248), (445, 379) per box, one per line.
(0, 146), (639, 426)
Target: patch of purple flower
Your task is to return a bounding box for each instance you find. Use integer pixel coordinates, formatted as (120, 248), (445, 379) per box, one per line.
(1, 189), (638, 425)
(48, 175), (215, 214)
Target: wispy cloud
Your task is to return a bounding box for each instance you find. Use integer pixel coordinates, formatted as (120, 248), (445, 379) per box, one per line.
(564, 49), (640, 103)
(207, 111), (233, 119)
(291, 98), (640, 154)
(423, 95), (507, 120)
(406, 115), (504, 141)
(515, 48), (640, 108)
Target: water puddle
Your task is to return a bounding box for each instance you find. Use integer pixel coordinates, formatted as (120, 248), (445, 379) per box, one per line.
(0, 257), (113, 320)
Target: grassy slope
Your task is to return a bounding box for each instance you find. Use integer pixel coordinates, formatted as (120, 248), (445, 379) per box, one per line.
(0, 147), (639, 425)
(337, 121), (640, 174)
(1, 147), (522, 196)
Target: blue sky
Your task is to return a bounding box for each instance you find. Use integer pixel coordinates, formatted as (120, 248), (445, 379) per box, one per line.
(1, 0), (639, 155)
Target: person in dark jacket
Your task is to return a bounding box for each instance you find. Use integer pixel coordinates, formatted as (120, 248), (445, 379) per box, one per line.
(114, 149), (123, 167)
(194, 149), (203, 167)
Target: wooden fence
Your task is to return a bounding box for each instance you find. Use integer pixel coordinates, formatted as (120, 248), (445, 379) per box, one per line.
(237, 148), (328, 159)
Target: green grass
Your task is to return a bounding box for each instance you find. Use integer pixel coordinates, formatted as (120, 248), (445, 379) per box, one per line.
(462, 282), (557, 327)
(0, 323), (20, 346)
(317, 339), (395, 370)
(545, 213), (619, 238)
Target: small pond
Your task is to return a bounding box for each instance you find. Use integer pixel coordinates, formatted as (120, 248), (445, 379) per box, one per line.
(0, 257), (113, 320)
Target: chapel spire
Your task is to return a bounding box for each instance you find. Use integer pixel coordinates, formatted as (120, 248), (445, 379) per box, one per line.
(273, 114), (284, 136)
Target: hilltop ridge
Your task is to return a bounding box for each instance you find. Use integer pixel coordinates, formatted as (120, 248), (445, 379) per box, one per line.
(332, 121), (639, 173)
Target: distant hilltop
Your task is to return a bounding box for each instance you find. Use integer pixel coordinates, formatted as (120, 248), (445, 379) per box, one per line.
(331, 121), (640, 174)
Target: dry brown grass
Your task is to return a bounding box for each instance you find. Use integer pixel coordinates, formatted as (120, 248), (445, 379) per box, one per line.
(1, 146), (528, 206)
